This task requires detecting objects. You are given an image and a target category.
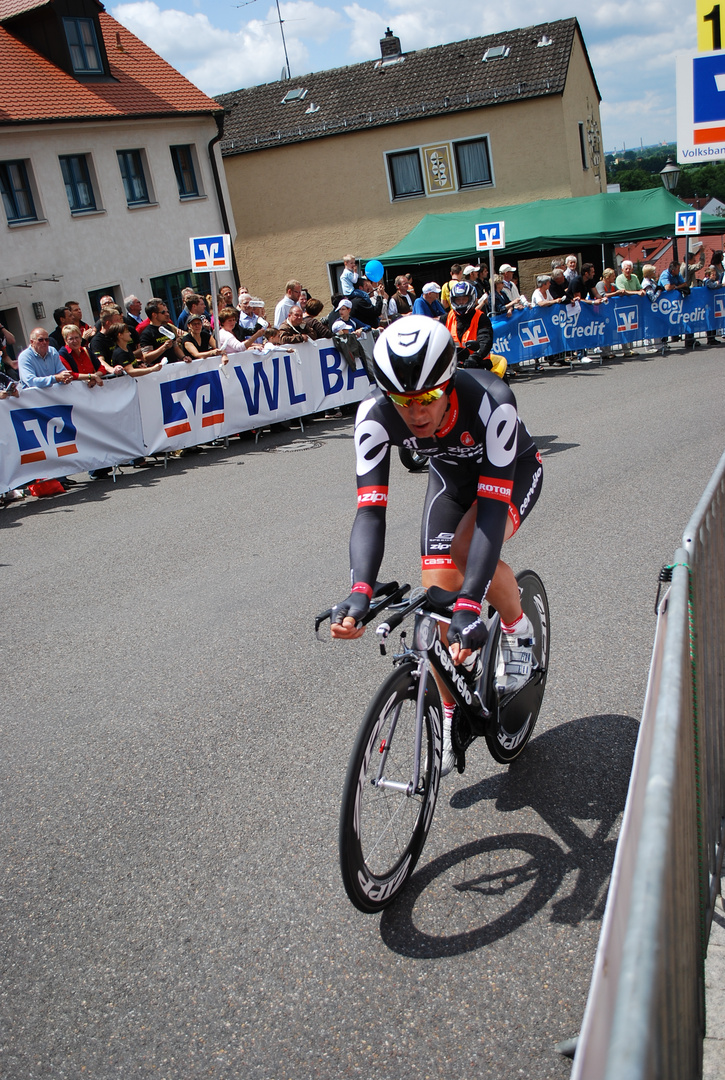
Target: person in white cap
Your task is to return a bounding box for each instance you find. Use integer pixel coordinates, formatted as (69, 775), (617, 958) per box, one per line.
(499, 265), (527, 309)
(412, 282), (446, 322)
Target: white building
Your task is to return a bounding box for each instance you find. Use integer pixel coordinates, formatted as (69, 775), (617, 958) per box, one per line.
(0, 0), (236, 346)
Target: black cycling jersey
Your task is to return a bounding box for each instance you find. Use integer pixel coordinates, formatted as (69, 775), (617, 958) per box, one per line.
(350, 369), (542, 610)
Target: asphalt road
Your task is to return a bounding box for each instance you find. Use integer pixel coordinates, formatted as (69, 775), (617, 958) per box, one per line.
(2, 347), (724, 1079)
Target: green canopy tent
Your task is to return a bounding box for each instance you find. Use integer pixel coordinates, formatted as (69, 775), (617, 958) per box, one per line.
(377, 187), (725, 264)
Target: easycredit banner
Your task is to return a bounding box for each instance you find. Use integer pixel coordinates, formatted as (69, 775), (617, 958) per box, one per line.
(492, 289), (721, 364)
(0, 377), (144, 491)
(135, 340), (372, 454)
(0, 339), (373, 491)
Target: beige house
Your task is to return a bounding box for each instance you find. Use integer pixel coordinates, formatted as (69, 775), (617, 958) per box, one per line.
(217, 18), (604, 305)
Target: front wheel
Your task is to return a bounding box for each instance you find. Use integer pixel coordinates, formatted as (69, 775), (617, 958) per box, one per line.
(484, 570), (550, 764)
(339, 663), (442, 913)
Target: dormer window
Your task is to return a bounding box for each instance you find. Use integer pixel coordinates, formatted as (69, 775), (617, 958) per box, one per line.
(63, 17), (103, 75)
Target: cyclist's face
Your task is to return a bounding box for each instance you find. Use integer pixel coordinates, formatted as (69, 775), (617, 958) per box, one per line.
(393, 393), (449, 439)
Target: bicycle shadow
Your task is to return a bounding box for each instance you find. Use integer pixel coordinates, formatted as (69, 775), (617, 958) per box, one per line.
(379, 713), (638, 958)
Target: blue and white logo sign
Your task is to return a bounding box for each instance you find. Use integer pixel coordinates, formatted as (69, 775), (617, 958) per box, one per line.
(519, 320), (550, 349)
(190, 234), (232, 272)
(616, 306), (639, 333)
(675, 210), (702, 236)
(475, 221), (505, 251)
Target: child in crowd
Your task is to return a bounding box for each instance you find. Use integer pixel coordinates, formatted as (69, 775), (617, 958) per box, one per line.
(340, 255), (368, 300)
(331, 298), (364, 337)
(257, 327), (293, 354)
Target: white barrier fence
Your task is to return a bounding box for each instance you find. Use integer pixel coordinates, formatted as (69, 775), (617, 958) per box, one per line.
(1, 340), (372, 492)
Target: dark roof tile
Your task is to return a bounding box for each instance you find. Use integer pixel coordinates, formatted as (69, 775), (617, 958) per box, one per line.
(217, 19), (593, 156)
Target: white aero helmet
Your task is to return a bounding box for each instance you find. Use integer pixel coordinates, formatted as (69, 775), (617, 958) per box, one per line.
(371, 315), (457, 395)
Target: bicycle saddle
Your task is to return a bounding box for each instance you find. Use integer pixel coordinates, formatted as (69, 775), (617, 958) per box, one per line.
(425, 586), (459, 616)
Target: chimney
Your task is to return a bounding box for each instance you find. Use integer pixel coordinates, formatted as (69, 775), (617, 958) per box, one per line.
(380, 27), (401, 60)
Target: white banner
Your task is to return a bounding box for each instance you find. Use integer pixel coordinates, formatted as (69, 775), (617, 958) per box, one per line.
(1, 338), (373, 491)
(135, 339), (373, 454)
(0, 377), (144, 491)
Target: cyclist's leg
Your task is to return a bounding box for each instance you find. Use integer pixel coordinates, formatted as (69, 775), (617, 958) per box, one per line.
(450, 449), (543, 621)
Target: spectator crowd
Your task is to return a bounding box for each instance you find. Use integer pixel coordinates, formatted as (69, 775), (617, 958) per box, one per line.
(2, 246), (723, 504)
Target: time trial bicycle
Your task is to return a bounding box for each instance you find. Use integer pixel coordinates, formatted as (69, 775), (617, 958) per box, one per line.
(316, 571), (549, 913)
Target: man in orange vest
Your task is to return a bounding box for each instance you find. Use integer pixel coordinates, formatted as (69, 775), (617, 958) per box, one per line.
(446, 281), (494, 370)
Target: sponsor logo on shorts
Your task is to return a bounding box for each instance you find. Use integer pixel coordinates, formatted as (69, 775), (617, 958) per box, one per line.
(477, 476), (513, 502)
(422, 556), (455, 569)
(357, 485), (388, 507)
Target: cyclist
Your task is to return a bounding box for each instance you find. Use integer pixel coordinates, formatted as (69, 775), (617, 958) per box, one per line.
(446, 281), (494, 370)
(330, 316), (543, 775)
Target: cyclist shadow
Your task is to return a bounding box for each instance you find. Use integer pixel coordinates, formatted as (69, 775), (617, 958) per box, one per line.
(380, 713), (638, 958)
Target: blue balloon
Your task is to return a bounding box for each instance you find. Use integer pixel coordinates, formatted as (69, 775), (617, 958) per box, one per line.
(365, 259), (385, 283)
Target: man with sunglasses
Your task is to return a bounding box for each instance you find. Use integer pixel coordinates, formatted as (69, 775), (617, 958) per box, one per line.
(330, 316), (543, 775)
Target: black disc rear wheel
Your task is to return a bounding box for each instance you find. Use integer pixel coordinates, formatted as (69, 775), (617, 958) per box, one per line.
(339, 664), (442, 913)
(485, 570), (550, 764)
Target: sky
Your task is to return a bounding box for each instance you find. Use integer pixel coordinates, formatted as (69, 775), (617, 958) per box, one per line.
(109, 0), (697, 152)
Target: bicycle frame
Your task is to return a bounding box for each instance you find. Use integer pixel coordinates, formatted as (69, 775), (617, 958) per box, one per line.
(372, 610), (492, 797)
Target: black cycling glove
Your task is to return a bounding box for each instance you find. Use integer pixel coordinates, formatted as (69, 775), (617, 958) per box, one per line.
(448, 609), (489, 655)
(332, 591), (371, 627)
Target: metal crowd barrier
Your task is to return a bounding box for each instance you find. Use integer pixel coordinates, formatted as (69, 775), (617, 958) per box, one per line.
(572, 449), (725, 1080)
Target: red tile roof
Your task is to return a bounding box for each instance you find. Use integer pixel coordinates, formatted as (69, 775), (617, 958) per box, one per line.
(0, 0), (51, 18)
(0, 11), (221, 124)
(616, 235), (725, 279)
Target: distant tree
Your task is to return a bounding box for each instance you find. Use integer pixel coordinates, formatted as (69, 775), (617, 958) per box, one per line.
(617, 168), (660, 192)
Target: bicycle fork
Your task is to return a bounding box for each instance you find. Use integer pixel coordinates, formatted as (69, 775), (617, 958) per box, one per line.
(372, 655), (429, 798)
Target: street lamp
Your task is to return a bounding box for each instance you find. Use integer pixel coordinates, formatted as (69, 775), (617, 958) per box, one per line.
(660, 157), (681, 192)
(660, 157), (682, 261)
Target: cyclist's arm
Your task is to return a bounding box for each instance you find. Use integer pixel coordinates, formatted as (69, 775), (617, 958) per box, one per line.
(332, 399), (392, 635)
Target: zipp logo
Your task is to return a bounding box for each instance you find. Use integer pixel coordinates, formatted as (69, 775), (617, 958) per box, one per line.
(519, 321), (550, 348)
(478, 476), (513, 502)
(11, 405), (77, 464)
(160, 370), (224, 438)
(616, 307), (639, 333)
(357, 486), (388, 507)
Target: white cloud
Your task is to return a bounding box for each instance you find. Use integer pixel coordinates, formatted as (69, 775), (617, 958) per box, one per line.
(111, 1), (698, 147)
(112, 1), (341, 94)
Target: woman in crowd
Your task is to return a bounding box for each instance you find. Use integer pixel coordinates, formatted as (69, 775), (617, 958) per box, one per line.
(182, 312), (226, 361)
(217, 307), (265, 354)
(108, 323), (165, 376)
(596, 268), (624, 298)
(59, 325), (104, 386)
(531, 275), (559, 308)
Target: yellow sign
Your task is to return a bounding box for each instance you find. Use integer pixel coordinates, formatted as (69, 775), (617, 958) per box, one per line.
(697, 0), (723, 51)
(421, 144), (456, 195)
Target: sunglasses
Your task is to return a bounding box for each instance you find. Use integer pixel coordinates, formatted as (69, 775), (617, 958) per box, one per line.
(387, 384), (447, 408)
